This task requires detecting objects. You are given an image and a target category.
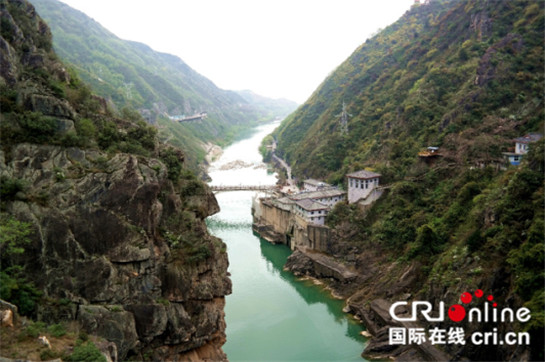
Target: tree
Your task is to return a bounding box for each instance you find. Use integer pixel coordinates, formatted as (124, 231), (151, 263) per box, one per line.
(0, 216), (40, 316)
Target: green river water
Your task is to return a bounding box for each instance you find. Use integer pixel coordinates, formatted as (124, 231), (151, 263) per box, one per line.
(207, 122), (367, 361)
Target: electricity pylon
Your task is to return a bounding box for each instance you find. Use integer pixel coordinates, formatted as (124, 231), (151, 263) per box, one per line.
(337, 101), (352, 135)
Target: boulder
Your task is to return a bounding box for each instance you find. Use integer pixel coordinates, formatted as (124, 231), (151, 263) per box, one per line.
(78, 305), (139, 359)
(24, 94), (76, 119)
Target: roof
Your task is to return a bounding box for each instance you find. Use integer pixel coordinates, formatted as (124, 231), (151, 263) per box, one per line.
(346, 170), (381, 179)
(514, 133), (543, 144)
(303, 179), (330, 187)
(289, 188), (346, 201)
(277, 197), (294, 203)
(294, 199), (329, 211)
(418, 152), (442, 158)
(271, 197), (295, 211)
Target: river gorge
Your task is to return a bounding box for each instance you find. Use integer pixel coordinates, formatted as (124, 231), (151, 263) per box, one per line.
(206, 122), (368, 361)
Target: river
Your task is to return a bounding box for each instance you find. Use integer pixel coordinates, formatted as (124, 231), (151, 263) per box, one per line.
(206, 121), (367, 361)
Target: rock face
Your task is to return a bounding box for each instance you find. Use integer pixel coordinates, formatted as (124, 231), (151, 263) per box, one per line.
(285, 249), (357, 284)
(0, 0), (232, 359)
(0, 144), (231, 360)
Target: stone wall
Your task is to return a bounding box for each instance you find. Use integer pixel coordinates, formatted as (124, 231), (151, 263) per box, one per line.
(252, 197), (332, 252)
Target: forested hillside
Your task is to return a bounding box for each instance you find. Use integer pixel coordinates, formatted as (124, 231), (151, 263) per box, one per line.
(30, 0), (296, 171)
(274, 0), (542, 183)
(272, 0), (544, 360)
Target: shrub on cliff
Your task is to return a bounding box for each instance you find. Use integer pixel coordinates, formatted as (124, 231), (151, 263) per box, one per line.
(0, 216), (41, 316)
(65, 341), (106, 362)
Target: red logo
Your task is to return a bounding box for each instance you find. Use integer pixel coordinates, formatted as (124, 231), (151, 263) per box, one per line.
(448, 289), (497, 322)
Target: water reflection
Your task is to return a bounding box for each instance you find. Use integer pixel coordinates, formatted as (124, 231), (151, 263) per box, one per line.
(207, 121), (366, 360)
(258, 237), (361, 333)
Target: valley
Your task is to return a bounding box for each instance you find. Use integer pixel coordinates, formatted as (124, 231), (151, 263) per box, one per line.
(0, 0), (543, 361)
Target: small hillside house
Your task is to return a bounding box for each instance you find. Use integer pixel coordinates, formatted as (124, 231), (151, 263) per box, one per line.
(346, 170), (381, 204)
(294, 199), (329, 225)
(503, 133), (542, 166)
(418, 146), (442, 165)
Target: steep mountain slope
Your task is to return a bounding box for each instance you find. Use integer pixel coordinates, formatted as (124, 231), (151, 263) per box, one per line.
(0, 0), (230, 360)
(271, 0), (543, 360)
(29, 0), (296, 171)
(274, 0), (543, 183)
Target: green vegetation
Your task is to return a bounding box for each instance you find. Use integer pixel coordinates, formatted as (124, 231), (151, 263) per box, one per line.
(274, 0), (543, 182)
(30, 0), (297, 172)
(159, 147), (185, 182)
(66, 341), (106, 362)
(1, 0), (221, 322)
(259, 134), (275, 163)
(273, 1), (543, 359)
(0, 177), (26, 202)
(0, 216), (41, 316)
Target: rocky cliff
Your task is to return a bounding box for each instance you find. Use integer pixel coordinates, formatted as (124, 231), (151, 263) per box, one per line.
(0, 0), (231, 360)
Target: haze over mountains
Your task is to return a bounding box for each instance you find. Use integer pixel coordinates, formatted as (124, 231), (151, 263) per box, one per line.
(30, 0), (297, 171)
(1, 0), (543, 360)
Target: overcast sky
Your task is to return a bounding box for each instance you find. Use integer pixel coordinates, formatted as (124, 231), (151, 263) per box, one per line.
(59, 0), (413, 103)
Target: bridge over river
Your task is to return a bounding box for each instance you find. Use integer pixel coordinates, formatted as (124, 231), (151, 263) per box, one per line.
(210, 185), (278, 193)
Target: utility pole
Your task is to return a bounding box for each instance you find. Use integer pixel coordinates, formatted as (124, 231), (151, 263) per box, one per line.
(123, 82), (133, 100)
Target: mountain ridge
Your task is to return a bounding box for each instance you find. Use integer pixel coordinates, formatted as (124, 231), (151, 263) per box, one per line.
(273, 0), (543, 183)
(30, 0), (297, 172)
(267, 1), (544, 360)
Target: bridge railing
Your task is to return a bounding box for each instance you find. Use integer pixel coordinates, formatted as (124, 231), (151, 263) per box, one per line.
(209, 185), (278, 192)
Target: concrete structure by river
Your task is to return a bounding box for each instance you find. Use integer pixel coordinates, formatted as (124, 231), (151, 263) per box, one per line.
(206, 121), (367, 361)
(252, 168), (383, 251)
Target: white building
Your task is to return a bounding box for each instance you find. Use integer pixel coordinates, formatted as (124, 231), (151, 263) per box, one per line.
(303, 179), (330, 192)
(294, 199), (329, 225)
(515, 133), (542, 154)
(504, 133), (542, 166)
(346, 170), (381, 204)
(290, 188), (346, 208)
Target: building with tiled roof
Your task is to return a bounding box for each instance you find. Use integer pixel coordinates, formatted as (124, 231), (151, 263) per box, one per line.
(294, 199), (330, 225)
(303, 179), (331, 191)
(289, 188), (346, 207)
(346, 170), (381, 204)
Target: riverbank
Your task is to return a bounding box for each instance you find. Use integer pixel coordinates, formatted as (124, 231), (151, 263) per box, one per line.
(282, 235), (454, 361)
(206, 121), (367, 361)
(204, 142), (223, 163)
(253, 150), (452, 360)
